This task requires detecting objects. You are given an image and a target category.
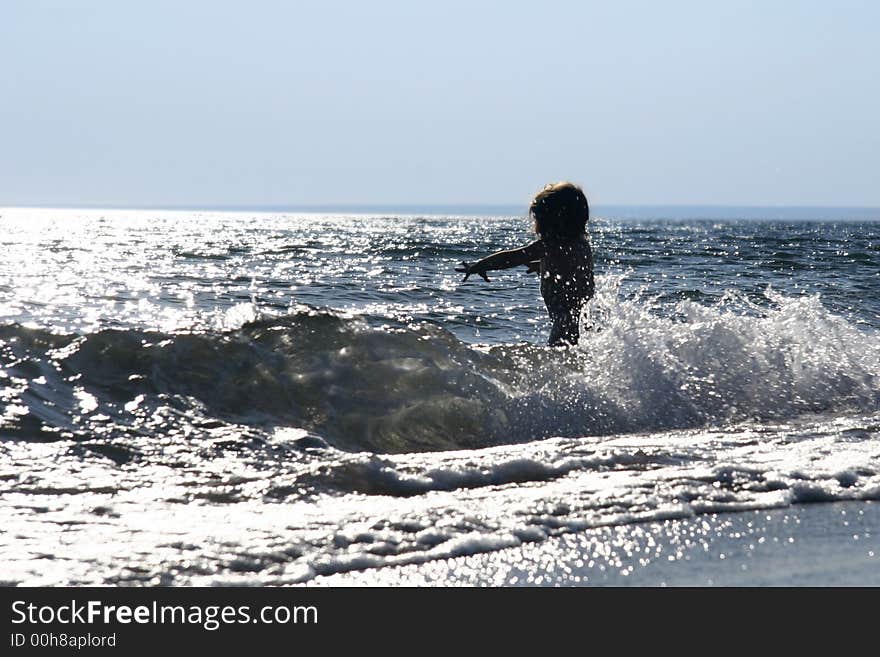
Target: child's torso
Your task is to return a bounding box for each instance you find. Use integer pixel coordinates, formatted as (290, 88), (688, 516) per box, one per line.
(539, 236), (594, 316)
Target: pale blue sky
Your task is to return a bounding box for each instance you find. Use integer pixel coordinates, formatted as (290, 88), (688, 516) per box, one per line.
(1, 0), (878, 208)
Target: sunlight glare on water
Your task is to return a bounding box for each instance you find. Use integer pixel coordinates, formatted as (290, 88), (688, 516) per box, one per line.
(0, 207), (878, 584)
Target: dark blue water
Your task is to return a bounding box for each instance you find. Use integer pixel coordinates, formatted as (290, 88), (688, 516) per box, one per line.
(1, 207), (878, 585)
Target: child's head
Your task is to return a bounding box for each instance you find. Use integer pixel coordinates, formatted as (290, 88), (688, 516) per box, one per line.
(530, 181), (589, 241)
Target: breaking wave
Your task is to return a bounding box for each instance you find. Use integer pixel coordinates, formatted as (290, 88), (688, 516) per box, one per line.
(2, 280), (878, 453)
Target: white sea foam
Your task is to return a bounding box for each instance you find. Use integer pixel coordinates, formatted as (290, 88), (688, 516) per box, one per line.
(3, 210), (880, 585)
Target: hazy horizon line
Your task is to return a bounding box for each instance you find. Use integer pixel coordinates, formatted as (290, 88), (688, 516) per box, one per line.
(4, 202), (880, 213)
(0, 203), (880, 220)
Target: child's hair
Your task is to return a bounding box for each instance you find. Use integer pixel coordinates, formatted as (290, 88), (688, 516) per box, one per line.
(530, 181), (589, 241)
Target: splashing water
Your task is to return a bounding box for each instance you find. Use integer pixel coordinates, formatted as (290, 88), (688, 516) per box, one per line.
(1, 208), (878, 584)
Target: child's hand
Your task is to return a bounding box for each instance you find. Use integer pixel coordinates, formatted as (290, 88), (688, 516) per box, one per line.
(455, 261), (490, 282)
(525, 260), (541, 275)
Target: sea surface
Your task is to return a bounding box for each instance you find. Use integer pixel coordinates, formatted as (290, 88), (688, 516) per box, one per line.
(1, 206), (878, 585)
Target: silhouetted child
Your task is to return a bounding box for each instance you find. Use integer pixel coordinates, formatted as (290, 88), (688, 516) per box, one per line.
(457, 182), (594, 346)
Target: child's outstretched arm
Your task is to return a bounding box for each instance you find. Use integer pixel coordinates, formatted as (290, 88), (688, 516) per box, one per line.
(456, 240), (543, 282)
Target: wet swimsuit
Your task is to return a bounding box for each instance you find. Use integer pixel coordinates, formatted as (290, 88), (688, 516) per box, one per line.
(538, 236), (594, 346)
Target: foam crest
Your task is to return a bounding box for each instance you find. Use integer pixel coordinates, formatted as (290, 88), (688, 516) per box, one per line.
(575, 277), (879, 434)
(2, 281), (877, 452)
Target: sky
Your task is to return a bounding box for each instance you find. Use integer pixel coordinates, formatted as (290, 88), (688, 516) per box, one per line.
(1, 0), (878, 208)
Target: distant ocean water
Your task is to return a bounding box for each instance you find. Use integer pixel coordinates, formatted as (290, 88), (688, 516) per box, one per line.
(1, 206), (878, 585)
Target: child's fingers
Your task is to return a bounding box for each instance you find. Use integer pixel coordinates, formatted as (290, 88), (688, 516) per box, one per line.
(455, 261), (487, 282)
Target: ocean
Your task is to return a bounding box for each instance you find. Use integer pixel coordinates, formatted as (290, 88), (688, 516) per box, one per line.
(1, 206), (878, 585)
